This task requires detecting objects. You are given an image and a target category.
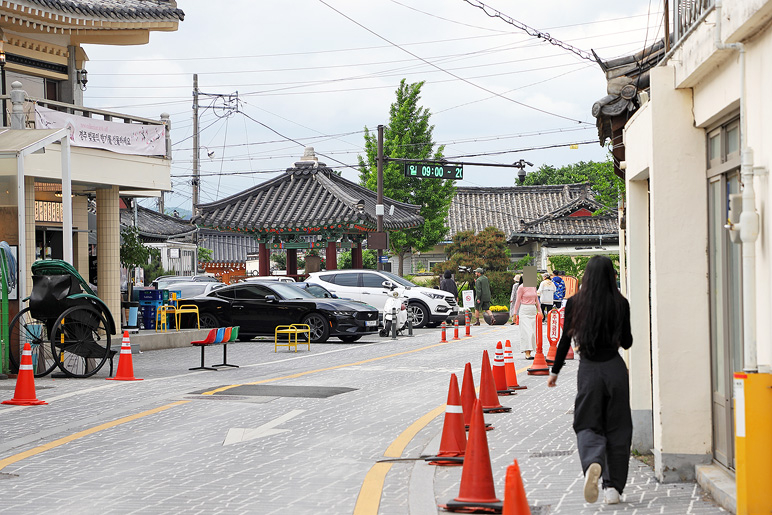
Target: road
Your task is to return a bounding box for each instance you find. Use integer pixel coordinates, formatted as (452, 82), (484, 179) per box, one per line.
(0, 325), (724, 514)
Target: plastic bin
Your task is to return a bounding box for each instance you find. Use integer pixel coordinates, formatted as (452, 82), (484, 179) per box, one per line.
(141, 304), (157, 330)
(139, 289), (163, 301)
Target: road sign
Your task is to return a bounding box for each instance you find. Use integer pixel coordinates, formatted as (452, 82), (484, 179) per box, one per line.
(378, 256), (389, 263)
(462, 290), (475, 309)
(404, 162), (463, 180)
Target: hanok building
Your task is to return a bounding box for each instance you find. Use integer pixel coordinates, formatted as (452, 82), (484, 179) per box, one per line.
(0, 0), (183, 331)
(194, 148), (424, 276)
(404, 183), (619, 273)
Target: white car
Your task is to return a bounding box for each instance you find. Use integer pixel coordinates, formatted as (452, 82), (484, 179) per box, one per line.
(305, 269), (458, 328)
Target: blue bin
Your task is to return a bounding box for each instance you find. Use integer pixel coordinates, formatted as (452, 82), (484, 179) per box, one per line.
(141, 305), (157, 330)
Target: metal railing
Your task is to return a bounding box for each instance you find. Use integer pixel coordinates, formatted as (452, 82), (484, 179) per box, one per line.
(674, 0), (715, 43)
(0, 95), (171, 159)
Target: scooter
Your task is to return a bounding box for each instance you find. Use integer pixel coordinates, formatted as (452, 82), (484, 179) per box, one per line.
(379, 281), (408, 337)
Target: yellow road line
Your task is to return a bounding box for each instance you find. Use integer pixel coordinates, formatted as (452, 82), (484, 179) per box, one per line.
(353, 364), (532, 514)
(0, 400), (190, 472)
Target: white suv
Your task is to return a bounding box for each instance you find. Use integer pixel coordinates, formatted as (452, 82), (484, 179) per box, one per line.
(306, 269), (458, 328)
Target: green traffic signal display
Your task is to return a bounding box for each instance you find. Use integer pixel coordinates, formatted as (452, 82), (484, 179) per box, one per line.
(404, 162), (463, 180)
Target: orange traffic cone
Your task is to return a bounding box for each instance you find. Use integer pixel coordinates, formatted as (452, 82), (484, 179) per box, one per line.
(461, 362), (493, 431)
(2, 342), (47, 405)
(504, 340), (527, 390)
(527, 313), (550, 376)
(426, 373), (466, 466)
(493, 342), (516, 395)
(479, 350), (511, 413)
(440, 399), (503, 512)
(566, 343), (575, 360)
(106, 331), (143, 381)
(502, 459), (531, 515)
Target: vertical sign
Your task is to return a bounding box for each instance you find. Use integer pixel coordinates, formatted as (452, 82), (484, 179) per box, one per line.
(461, 290), (475, 310)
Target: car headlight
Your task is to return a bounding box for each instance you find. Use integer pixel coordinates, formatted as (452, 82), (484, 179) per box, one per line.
(420, 291), (445, 300)
(331, 310), (356, 316)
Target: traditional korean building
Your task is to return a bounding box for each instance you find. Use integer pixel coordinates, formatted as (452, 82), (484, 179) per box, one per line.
(194, 148), (424, 277)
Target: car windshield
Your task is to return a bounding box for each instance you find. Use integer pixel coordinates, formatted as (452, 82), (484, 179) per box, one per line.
(379, 271), (415, 288)
(268, 283), (316, 300)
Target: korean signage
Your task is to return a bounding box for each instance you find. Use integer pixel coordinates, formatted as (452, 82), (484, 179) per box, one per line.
(35, 106), (166, 156)
(35, 201), (63, 223)
(404, 162), (463, 180)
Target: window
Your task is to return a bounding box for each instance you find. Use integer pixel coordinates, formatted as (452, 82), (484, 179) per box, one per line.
(236, 285), (272, 300)
(707, 117), (740, 177)
(361, 273), (385, 288)
(215, 288), (236, 299)
(331, 273), (359, 287)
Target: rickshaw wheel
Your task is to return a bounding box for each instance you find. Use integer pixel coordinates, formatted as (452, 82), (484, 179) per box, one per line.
(50, 305), (112, 378)
(8, 307), (58, 377)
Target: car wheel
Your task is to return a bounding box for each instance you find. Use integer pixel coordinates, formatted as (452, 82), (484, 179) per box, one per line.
(302, 313), (330, 343)
(199, 313), (220, 329)
(338, 335), (362, 343)
(407, 302), (429, 329)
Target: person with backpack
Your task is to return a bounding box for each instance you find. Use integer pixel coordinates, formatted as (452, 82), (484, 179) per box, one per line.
(552, 270), (566, 308)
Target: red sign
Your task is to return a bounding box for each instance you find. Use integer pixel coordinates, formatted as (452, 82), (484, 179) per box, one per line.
(548, 309), (561, 344)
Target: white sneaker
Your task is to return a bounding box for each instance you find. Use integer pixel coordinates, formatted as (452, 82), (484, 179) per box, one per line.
(583, 463), (601, 503)
(604, 487), (620, 504)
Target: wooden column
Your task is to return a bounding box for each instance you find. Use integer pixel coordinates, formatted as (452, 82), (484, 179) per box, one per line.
(352, 242), (363, 269)
(259, 243), (270, 276)
(287, 249), (298, 276)
(326, 241), (337, 270)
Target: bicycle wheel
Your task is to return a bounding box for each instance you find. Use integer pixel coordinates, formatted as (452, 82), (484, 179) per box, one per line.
(8, 307), (58, 377)
(50, 306), (112, 378)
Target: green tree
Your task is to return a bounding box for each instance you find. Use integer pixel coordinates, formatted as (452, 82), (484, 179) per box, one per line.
(358, 79), (455, 276)
(197, 247), (213, 263)
(439, 227), (510, 272)
(270, 251), (286, 269)
(120, 226), (154, 293)
(522, 159), (623, 211)
(337, 249), (377, 270)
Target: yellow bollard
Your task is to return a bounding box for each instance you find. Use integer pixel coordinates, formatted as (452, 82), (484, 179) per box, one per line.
(734, 372), (772, 515)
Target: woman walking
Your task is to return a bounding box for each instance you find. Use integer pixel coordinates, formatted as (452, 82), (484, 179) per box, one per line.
(547, 256), (633, 505)
(509, 274), (521, 324)
(512, 277), (538, 359)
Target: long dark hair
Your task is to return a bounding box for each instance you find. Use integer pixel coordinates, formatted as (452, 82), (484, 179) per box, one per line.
(566, 256), (626, 355)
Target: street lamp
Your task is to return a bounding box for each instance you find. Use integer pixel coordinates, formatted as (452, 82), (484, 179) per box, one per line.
(77, 69), (88, 91)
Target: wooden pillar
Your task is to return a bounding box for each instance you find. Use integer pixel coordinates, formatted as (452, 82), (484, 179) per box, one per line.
(259, 243), (270, 276)
(352, 241), (363, 269)
(326, 241), (337, 270)
(287, 249), (298, 276)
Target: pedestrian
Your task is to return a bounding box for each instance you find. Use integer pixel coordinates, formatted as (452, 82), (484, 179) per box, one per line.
(439, 270), (458, 299)
(552, 270), (566, 308)
(537, 273), (555, 319)
(509, 274), (521, 324)
(473, 267), (492, 325)
(547, 255), (633, 505)
(513, 277), (538, 359)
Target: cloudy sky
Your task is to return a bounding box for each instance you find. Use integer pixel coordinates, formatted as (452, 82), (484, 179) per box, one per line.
(83, 0), (661, 215)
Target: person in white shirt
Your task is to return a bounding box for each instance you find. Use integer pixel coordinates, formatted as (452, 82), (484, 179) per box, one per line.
(537, 273), (556, 319)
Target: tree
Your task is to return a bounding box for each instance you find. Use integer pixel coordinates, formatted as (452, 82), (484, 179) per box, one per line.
(439, 227), (511, 272)
(337, 249), (377, 270)
(197, 247), (213, 263)
(358, 79), (455, 276)
(120, 226), (153, 293)
(522, 159), (623, 211)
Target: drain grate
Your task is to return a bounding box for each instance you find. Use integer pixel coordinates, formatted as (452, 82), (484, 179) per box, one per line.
(190, 385), (357, 399)
(529, 450), (574, 458)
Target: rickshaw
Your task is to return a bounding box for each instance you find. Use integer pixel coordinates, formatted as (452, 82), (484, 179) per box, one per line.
(8, 259), (115, 378)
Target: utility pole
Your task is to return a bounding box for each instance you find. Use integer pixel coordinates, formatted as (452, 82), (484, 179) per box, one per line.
(376, 124), (384, 271)
(192, 73), (200, 216)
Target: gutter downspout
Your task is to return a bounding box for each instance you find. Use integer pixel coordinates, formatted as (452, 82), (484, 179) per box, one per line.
(715, 0), (759, 373)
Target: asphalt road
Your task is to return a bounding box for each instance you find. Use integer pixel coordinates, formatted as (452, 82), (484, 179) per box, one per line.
(0, 325), (724, 514)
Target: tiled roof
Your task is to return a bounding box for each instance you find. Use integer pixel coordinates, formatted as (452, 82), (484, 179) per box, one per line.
(194, 154), (424, 232)
(120, 204), (195, 241)
(511, 196), (618, 242)
(447, 183), (595, 240)
(23, 0), (184, 22)
(198, 229), (259, 264)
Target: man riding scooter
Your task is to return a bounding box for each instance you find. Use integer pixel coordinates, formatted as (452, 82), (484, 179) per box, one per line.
(379, 281), (408, 337)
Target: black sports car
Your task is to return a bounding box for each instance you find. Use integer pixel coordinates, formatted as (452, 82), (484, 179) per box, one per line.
(183, 282), (379, 343)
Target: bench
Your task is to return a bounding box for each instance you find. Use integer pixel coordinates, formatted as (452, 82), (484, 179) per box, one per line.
(274, 324), (311, 352)
(189, 326), (240, 371)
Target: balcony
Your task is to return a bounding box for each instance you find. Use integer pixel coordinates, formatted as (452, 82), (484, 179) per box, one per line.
(673, 0), (715, 45)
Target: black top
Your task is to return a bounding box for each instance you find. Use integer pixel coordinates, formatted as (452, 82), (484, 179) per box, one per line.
(439, 278), (458, 298)
(551, 296), (633, 374)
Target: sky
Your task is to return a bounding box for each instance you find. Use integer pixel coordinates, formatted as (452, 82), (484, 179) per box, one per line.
(82, 0), (661, 216)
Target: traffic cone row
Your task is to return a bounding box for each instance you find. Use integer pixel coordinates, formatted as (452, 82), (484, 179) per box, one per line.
(426, 373), (466, 466)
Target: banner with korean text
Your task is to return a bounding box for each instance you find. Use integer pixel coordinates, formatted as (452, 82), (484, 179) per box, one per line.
(34, 105), (166, 156)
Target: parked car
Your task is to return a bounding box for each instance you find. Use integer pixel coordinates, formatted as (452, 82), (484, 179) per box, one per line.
(293, 282), (339, 299)
(241, 276), (295, 283)
(305, 269), (458, 328)
(181, 282), (379, 343)
(152, 274), (219, 290)
(172, 281), (226, 300)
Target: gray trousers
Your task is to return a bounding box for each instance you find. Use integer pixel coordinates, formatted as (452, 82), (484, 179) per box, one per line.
(573, 354), (632, 493)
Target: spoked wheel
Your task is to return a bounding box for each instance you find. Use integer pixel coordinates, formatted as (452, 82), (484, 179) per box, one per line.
(199, 313), (219, 329)
(50, 306), (112, 378)
(301, 313), (330, 343)
(8, 307), (58, 377)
